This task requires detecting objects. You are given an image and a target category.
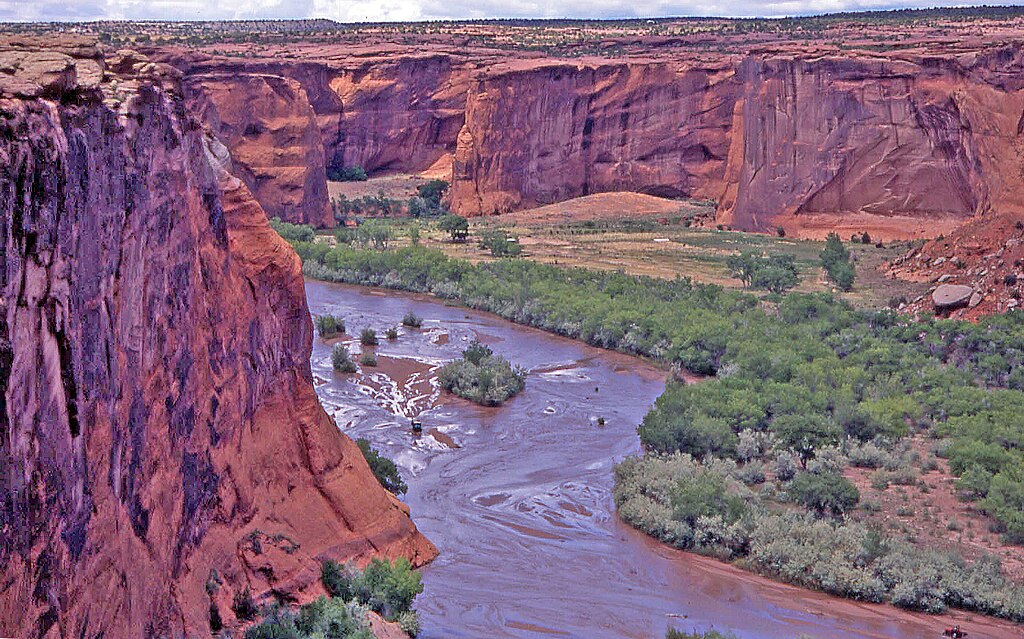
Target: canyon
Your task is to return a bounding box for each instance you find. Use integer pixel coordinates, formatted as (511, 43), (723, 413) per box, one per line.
(143, 25), (1024, 242)
(5, 11), (1024, 639)
(0, 36), (433, 639)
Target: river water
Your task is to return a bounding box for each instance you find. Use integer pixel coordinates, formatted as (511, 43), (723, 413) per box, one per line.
(305, 279), (1021, 639)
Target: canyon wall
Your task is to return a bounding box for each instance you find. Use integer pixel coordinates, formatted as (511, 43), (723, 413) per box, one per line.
(163, 50), (475, 227)
(717, 48), (1024, 235)
(0, 38), (434, 639)
(449, 61), (738, 215)
(164, 43), (1024, 237)
(185, 71), (334, 227)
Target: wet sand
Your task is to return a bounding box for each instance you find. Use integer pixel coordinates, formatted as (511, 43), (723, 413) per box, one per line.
(305, 279), (1023, 639)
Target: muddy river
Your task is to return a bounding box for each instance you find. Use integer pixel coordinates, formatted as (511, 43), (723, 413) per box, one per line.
(305, 280), (1020, 639)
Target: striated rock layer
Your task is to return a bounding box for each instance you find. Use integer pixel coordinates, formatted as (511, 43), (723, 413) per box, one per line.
(154, 39), (1024, 239)
(164, 50), (476, 228)
(450, 60), (738, 215)
(0, 38), (435, 639)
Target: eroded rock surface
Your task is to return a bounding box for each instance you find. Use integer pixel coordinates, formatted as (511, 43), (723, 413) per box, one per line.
(0, 38), (434, 639)
(152, 38), (1024, 240)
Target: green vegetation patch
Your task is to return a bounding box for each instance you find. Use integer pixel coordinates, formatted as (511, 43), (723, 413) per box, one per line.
(270, 216), (315, 243)
(314, 314), (346, 338)
(438, 340), (526, 406)
(242, 558), (422, 639)
(615, 454), (1024, 619)
(287, 241), (1024, 618)
(820, 232), (856, 291)
(332, 344), (357, 373)
(356, 438), (407, 495)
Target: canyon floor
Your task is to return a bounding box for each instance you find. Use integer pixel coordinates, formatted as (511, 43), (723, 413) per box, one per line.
(305, 280), (1024, 639)
(327, 177), (932, 311)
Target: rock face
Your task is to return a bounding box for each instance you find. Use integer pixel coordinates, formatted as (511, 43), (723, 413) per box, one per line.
(450, 61), (737, 215)
(156, 50), (474, 227)
(156, 41), (1024, 240)
(718, 56), (982, 231)
(185, 72), (333, 227)
(0, 38), (434, 639)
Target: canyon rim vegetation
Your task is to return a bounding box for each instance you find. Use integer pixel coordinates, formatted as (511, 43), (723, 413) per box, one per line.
(5, 6), (1024, 639)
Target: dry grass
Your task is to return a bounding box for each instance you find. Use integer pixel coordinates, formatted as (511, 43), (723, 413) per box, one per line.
(327, 174), (426, 202)
(407, 192), (928, 310)
(846, 435), (1024, 581)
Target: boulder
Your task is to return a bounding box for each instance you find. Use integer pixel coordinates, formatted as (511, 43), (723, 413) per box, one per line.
(933, 284), (974, 310)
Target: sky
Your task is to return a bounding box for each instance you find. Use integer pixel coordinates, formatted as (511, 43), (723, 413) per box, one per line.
(0, 0), (1020, 24)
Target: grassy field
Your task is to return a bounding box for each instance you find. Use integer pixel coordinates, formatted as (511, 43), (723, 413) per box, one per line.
(349, 199), (929, 311)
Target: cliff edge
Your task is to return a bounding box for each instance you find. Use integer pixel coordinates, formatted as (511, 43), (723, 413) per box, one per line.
(0, 37), (435, 639)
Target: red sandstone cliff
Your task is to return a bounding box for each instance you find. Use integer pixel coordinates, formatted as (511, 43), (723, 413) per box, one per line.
(155, 41), (1024, 242)
(718, 47), (1024, 235)
(186, 71), (333, 227)
(153, 48), (475, 227)
(450, 60), (738, 215)
(0, 38), (434, 639)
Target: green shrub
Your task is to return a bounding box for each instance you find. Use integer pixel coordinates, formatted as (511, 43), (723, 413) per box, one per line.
(672, 472), (748, 528)
(726, 251), (800, 293)
(332, 345), (357, 373)
(269, 217), (315, 242)
(356, 438), (408, 495)
(820, 232), (856, 291)
(639, 406), (736, 459)
(314, 314), (345, 338)
(295, 597), (370, 638)
(244, 610), (302, 639)
(386, 327), (399, 340)
(401, 311), (422, 328)
(461, 340), (492, 365)
(773, 450), (799, 481)
(360, 328), (378, 346)
(479, 229), (522, 257)
(438, 214), (468, 242)
(356, 220), (393, 250)
(396, 610), (420, 637)
(787, 471), (859, 517)
(231, 586), (258, 621)
(956, 464), (993, 500)
(417, 179), (449, 208)
(321, 559), (357, 600)
(354, 558), (423, 621)
(983, 467), (1024, 543)
(244, 596), (373, 639)
(328, 165), (368, 181)
(360, 352), (378, 367)
(870, 469), (891, 490)
(438, 342), (526, 405)
(318, 559), (422, 630)
(847, 440), (893, 469)
(773, 414), (842, 465)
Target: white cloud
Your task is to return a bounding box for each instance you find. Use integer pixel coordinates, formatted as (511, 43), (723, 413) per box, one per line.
(0, 0), (1019, 22)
